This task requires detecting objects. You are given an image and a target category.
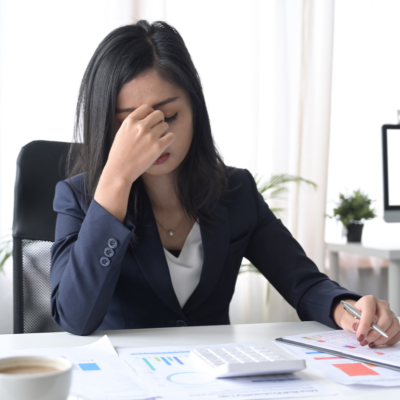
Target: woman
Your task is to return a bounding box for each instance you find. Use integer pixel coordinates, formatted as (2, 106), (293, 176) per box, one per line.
(50, 20), (400, 346)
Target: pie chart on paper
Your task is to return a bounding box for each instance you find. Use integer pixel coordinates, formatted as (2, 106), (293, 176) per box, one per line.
(166, 371), (216, 385)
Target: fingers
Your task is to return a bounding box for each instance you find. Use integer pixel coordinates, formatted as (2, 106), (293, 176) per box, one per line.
(353, 296), (400, 347)
(128, 104), (156, 121)
(151, 120), (169, 138)
(365, 309), (392, 345)
(355, 296), (377, 345)
(369, 310), (400, 347)
(133, 107), (167, 134)
(125, 104), (169, 139)
(143, 110), (166, 130)
(339, 296), (400, 346)
(158, 131), (175, 148)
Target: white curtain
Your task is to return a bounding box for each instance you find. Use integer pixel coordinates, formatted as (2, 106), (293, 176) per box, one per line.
(230, 0), (336, 324)
(262, 0), (335, 322)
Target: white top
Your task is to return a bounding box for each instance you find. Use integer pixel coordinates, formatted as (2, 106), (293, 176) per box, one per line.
(163, 221), (204, 308)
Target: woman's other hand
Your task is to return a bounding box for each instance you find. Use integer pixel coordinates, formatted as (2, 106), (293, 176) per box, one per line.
(333, 295), (400, 346)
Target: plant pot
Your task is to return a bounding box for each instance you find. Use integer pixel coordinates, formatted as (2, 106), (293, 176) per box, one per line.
(346, 223), (364, 243)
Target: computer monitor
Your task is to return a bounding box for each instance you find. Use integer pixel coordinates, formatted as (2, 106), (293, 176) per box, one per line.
(382, 124), (400, 222)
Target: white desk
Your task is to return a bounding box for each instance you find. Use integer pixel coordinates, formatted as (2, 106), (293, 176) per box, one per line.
(326, 242), (400, 315)
(0, 321), (399, 399)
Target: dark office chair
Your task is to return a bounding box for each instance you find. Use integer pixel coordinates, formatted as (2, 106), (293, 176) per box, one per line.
(12, 140), (72, 333)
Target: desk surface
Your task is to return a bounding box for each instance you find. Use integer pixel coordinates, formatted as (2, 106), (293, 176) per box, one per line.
(1, 321), (399, 399)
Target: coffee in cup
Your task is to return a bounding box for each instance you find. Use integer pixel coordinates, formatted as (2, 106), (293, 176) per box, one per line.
(1, 365), (62, 374)
(0, 356), (72, 400)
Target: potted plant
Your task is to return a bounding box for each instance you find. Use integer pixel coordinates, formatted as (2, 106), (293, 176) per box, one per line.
(328, 189), (377, 243)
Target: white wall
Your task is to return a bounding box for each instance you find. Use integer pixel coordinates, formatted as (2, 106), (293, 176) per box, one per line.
(0, 0), (135, 334)
(325, 0), (400, 248)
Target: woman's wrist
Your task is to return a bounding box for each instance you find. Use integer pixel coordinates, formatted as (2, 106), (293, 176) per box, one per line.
(94, 165), (132, 223)
(102, 161), (136, 187)
(332, 298), (357, 328)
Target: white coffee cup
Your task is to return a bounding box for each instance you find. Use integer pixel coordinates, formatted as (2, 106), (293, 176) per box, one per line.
(0, 355), (72, 400)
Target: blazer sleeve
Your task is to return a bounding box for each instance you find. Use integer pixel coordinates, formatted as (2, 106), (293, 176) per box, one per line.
(50, 180), (136, 335)
(242, 169), (361, 329)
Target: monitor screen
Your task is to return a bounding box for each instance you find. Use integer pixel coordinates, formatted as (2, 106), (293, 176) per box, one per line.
(382, 125), (400, 222)
(387, 129), (400, 206)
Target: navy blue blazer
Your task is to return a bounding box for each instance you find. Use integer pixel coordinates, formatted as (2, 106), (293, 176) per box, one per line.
(50, 167), (360, 335)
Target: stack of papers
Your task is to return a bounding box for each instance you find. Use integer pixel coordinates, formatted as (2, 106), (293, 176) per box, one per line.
(276, 330), (400, 387)
(0, 337), (334, 400)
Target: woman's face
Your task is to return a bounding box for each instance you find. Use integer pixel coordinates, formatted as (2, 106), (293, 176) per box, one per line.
(115, 69), (193, 177)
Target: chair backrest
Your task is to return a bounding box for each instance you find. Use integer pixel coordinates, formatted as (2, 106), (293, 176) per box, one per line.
(12, 140), (72, 333)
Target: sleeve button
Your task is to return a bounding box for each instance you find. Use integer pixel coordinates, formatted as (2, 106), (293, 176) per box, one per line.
(104, 247), (114, 257)
(108, 238), (118, 249)
(100, 256), (110, 267)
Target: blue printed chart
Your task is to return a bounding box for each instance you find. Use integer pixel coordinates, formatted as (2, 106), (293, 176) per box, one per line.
(139, 352), (187, 371)
(78, 362), (101, 371)
(124, 348), (216, 387)
(117, 343), (334, 400)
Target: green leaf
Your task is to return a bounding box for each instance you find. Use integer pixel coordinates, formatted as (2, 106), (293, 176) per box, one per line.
(0, 251), (12, 273)
(255, 173), (318, 205)
(0, 233), (12, 274)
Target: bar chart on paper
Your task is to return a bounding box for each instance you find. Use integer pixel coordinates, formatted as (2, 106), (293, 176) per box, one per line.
(141, 354), (185, 371)
(117, 344), (334, 400)
(279, 330), (400, 369)
(276, 341), (400, 387)
(124, 349), (217, 386)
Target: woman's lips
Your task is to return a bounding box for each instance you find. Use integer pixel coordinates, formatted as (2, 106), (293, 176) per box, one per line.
(153, 152), (170, 165)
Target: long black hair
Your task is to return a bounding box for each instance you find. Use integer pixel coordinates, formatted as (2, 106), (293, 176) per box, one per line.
(67, 20), (233, 247)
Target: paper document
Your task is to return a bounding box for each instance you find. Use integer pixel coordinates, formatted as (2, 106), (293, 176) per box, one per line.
(278, 330), (400, 370)
(0, 336), (153, 400)
(117, 342), (335, 400)
(276, 340), (400, 387)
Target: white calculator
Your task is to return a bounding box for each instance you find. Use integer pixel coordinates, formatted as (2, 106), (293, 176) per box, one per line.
(190, 345), (306, 378)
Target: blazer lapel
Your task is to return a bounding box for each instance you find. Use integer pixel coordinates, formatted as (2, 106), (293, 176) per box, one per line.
(131, 189), (185, 319)
(183, 201), (230, 313)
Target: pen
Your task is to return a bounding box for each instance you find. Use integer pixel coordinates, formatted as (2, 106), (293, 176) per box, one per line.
(340, 300), (389, 339)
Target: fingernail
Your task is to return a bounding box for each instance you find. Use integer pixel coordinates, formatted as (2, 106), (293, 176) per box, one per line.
(357, 334), (365, 342)
(361, 339), (368, 346)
